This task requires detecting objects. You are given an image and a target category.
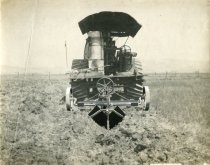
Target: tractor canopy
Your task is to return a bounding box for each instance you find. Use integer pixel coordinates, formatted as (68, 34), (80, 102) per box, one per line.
(78, 11), (141, 37)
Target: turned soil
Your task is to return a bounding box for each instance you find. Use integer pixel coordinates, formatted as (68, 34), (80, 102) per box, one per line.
(0, 74), (210, 165)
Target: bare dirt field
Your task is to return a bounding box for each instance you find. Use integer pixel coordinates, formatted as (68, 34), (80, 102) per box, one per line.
(0, 73), (210, 165)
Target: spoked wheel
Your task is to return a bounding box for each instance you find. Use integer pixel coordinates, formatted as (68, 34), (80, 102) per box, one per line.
(96, 78), (114, 97)
(66, 86), (74, 111)
(142, 86), (150, 111)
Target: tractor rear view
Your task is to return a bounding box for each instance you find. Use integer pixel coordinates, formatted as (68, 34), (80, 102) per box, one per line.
(66, 11), (150, 129)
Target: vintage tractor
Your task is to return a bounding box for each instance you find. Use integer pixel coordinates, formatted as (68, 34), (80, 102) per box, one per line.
(66, 11), (150, 129)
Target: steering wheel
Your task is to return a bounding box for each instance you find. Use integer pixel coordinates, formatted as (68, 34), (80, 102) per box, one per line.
(96, 78), (114, 96)
(120, 45), (131, 53)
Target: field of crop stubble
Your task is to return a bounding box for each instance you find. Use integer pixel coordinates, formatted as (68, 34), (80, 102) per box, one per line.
(0, 73), (210, 165)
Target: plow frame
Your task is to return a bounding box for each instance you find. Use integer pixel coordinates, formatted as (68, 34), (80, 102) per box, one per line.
(66, 76), (150, 129)
(66, 84), (150, 111)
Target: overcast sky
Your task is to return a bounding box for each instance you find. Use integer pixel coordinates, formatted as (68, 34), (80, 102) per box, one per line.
(1, 0), (210, 73)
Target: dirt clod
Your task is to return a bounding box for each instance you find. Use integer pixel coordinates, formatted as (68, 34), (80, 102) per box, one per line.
(134, 144), (147, 153)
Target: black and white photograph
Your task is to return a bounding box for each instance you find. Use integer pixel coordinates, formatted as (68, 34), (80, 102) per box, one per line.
(0, 0), (210, 164)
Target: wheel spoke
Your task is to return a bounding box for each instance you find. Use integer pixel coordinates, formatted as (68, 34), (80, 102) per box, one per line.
(106, 81), (112, 86)
(97, 83), (105, 88)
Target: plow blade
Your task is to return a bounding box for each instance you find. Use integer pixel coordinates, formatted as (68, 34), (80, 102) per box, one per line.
(88, 106), (125, 129)
(109, 106), (125, 129)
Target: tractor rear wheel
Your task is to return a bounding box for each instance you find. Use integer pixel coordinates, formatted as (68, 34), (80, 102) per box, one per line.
(66, 86), (73, 111)
(133, 58), (143, 76)
(143, 86), (150, 111)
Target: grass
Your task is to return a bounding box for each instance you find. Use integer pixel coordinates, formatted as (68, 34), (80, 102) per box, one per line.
(146, 76), (210, 126)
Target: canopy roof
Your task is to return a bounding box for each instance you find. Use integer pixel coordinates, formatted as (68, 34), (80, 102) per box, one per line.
(78, 11), (141, 37)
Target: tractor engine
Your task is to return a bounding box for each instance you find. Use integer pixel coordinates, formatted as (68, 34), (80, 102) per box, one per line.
(66, 11), (150, 129)
(84, 31), (136, 75)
